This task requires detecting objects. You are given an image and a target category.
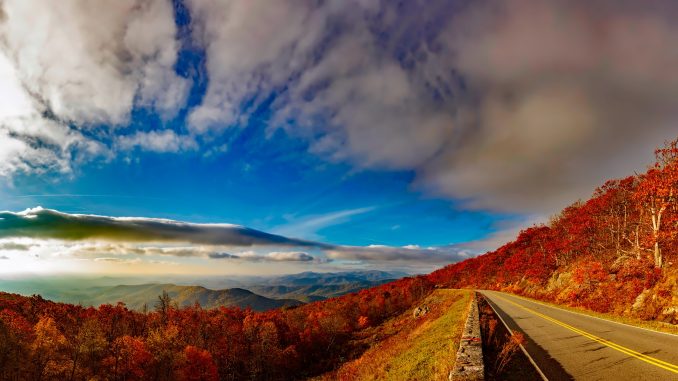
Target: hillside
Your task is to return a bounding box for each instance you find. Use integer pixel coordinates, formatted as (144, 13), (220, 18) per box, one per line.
(71, 284), (303, 311)
(430, 139), (678, 324)
(247, 270), (401, 302)
(0, 275), (434, 380)
(314, 289), (471, 381)
(0, 271), (399, 307)
(265, 270), (406, 285)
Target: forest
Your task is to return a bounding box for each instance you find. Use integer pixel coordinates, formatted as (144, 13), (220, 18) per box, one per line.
(429, 139), (678, 322)
(0, 276), (433, 380)
(0, 139), (676, 380)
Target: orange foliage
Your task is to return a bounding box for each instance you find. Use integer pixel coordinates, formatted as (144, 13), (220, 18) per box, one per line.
(0, 276), (433, 380)
(429, 138), (678, 321)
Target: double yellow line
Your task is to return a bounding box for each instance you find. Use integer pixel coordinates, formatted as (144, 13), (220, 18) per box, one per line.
(491, 293), (678, 374)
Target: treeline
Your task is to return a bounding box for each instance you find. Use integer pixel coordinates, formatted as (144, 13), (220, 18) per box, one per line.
(0, 275), (432, 381)
(430, 139), (678, 322)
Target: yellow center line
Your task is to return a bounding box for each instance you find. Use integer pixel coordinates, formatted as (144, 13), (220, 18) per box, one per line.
(491, 293), (678, 374)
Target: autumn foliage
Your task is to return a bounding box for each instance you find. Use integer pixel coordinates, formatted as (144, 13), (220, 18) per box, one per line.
(0, 276), (433, 380)
(430, 138), (678, 322)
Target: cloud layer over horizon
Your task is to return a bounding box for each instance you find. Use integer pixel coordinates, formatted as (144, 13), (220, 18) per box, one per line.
(0, 207), (325, 247)
(1, 0), (677, 216)
(0, 207), (471, 267)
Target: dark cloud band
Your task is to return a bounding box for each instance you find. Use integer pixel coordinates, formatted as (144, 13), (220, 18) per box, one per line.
(0, 207), (329, 248)
(0, 207), (474, 265)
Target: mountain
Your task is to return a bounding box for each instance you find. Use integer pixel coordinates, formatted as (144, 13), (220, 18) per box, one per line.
(247, 270), (406, 301)
(0, 274), (432, 380)
(250, 283), (381, 302)
(264, 270), (407, 286)
(0, 270), (407, 309)
(61, 283), (302, 312)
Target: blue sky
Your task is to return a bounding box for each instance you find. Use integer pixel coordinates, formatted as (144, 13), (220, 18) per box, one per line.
(0, 0), (675, 275)
(0, 0), (517, 249)
(0, 111), (515, 248)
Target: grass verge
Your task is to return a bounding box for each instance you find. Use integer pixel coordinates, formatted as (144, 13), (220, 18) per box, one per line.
(313, 289), (471, 381)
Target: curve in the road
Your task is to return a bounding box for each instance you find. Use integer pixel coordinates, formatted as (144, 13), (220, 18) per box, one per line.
(481, 291), (678, 381)
(494, 293), (678, 374)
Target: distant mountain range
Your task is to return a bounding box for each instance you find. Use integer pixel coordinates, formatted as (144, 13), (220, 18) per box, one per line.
(71, 283), (303, 312)
(0, 270), (408, 310)
(249, 270), (406, 302)
(264, 270), (408, 286)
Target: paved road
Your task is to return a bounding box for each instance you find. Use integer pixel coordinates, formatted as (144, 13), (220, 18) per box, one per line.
(480, 290), (678, 381)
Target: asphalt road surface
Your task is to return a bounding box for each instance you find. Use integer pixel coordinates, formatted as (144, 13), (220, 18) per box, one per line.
(480, 290), (678, 381)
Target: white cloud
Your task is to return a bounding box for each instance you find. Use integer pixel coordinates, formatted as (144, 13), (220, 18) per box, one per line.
(185, 0), (678, 215)
(94, 257), (142, 265)
(262, 251), (315, 262)
(210, 250), (317, 262)
(0, 208), (474, 269)
(184, 0), (332, 133)
(117, 130), (197, 153)
(0, 0), (187, 125)
(0, 241), (32, 251)
(2, 0), (677, 218)
(273, 206), (377, 239)
(325, 244), (474, 264)
(0, 0), (188, 177)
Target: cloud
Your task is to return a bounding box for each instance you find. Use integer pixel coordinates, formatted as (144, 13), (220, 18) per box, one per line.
(2, 1), (677, 216)
(0, 208), (470, 267)
(209, 250), (316, 262)
(117, 130), (198, 153)
(184, 0), (678, 214)
(0, 241), (32, 251)
(415, 0), (678, 212)
(273, 206), (377, 239)
(326, 244), (474, 264)
(1, 0), (187, 125)
(0, 207), (327, 248)
(183, 0), (332, 134)
(208, 252), (239, 260)
(263, 251), (315, 262)
(66, 241), (321, 262)
(0, 0), (188, 176)
(70, 243), (210, 258)
(93, 257), (142, 265)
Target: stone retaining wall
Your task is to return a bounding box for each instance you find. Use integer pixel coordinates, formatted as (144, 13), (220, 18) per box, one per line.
(450, 292), (484, 381)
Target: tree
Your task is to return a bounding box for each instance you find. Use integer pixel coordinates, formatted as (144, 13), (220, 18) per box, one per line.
(104, 335), (152, 381)
(147, 323), (182, 380)
(177, 346), (218, 381)
(68, 318), (106, 381)
(155, 290), (175, 325)
(634, 139), (678, 268)
(31, 316), (68, 381)
(0, 310), (33, 379)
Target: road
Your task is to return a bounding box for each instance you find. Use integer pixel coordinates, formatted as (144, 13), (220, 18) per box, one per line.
(480, 290), (678, 381)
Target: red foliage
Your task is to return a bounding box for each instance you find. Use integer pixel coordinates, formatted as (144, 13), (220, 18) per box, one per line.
(0, 275), (434, 380)
(427, 138), (678, 320)
(178, 346), (218, 381)
(104, 335), (152, 380)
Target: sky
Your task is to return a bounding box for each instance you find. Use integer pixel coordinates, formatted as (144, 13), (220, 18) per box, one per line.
(0, 0), (676, 276)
